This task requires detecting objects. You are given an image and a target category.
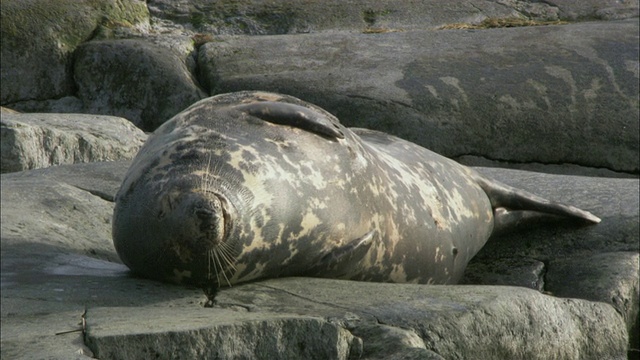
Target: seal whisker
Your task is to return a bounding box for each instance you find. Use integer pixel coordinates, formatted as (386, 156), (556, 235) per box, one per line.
(216, 244), (238, 272)
(209, 249), (222, 286)
(212, 248), (233, 287)
(212, 249), (223, 285)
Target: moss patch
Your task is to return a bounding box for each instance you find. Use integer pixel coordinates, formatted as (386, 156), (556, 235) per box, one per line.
(1, 0), (149, 53)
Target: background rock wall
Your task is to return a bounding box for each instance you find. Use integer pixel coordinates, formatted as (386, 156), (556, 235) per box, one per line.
(2, 0), (638, 175)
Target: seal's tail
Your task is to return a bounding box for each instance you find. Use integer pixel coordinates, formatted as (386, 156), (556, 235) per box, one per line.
(470, 171), (601, 224)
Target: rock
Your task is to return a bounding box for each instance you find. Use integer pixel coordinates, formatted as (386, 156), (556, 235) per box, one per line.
(82, 280), (630, 359)
(0, 112), (146, 173)
(6, 96), (85, 115)
(0, 0), (149, 104)
(198, 20), (639, 173)
(1, 163), (125, 262)
(215, 279), (628, 360)
(85, 307), (360, 360)
(1, 161), (637, 359)
(2, 160), (131, 202)
(146, 0), (639, 35)
(542, 0), (640, 20)
(462, 167), (640, 354)
(2, 2), (636, 171)
(73, 39), (207, 130)
(147, 0), (520, 34)
(145, 34), (202, 76)
(546, 252), (640, 352)
(349, 323), (443, 360)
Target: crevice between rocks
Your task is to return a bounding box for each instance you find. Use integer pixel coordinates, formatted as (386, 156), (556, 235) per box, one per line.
(455, 153), (639, 178)
(537, 257), (550, 294)
(70, 184), (115, 202)
(245, 284), (438, 360)
(344, 93), (414, 110)
(253, 283), (386, 324)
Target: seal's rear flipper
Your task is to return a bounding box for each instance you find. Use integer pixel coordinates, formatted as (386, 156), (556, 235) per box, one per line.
(234, 102), (345, 139)
(304, 230), (377, 277)
(471, 171), (601, 224)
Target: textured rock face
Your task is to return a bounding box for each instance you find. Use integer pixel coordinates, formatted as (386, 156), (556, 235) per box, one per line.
(0, 112), (147, 173)
(83, 281), (629, 360)
(0, 0), (149, 104)
(85, 308), (359, 360)
(74, 39), (207, 131)
(146, 0), (639, 34)
(197, 20), (639, 173)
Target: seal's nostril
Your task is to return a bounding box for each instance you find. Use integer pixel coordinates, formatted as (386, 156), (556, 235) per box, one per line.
(195, 208), (214, 219)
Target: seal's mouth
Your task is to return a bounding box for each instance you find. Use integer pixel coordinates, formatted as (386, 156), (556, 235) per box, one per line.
(195, 191), (234, 248)
(195, 191), (240, 287)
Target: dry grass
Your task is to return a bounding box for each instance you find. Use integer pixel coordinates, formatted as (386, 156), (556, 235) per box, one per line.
(362, 27), (403, 34)
(438, 17), (568, 30)
(192, 33), (216, 47)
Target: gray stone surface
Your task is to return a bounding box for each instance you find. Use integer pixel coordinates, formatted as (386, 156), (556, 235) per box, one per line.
(0, 0), (149, 104)
(147, 0), (639, 35)
(543, 0), (640, 20)
(84, 280), (628, 360)
(147, 0), (518, 34)
(1, 173), (119, 262)
(1, 112), (146, 173)
(86, 307), (359, 360)
(198, 19), (639, 173)
(73, 39), (207, 131)
(546, 252), (640, 351)
(1, 161), (637, 359)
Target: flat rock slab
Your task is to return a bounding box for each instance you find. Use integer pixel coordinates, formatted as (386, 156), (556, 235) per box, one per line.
(199, 19), (639, 173)
(84, 279), (628, 360)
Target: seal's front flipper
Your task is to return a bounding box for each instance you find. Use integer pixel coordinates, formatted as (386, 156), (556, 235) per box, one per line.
(304, 230), (377, 277)
(234, 102), (345, 139)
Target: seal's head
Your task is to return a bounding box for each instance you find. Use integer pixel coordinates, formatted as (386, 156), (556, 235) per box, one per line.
(113, 160), (244, 289)
(164, 187), (236, 270)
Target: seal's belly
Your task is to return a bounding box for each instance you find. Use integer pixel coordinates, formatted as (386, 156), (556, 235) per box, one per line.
(224, 125), (495, 285)
(349, 130), (494, 284)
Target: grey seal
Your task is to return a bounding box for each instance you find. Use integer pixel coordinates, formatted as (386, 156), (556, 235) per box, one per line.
(112, 91), (599, 298)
